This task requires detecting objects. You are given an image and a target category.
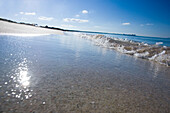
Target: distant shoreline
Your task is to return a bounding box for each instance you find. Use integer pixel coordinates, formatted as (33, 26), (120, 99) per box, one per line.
(0, 18), (63, 35)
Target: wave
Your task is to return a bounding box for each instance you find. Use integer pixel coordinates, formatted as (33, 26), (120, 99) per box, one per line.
(74, 33), (170, 66)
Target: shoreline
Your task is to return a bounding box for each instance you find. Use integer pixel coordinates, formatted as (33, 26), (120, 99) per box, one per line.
(0, 20), (64, 35)
(77, 33), (170, 66)
(0, 34), (169, 113)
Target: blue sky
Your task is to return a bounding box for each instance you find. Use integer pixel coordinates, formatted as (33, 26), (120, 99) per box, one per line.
(0, 0), (170, 37)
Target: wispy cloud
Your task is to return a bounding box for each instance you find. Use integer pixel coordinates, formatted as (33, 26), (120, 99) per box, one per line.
(75, 14), (80, 17)
(82, 10), (88, 14)
(20, 12), (36, 15)
(20, 12), (24, 14)
(146, 23), (154, 26)
(140, 23), (154, 27)
(140, 24), (144, 27)
(38, 16), (54, 21)
(61, 24), (76, 28)
(25, 12), (36, 15)
(63, 18), (89, 23)
(122, 22), (130, 25)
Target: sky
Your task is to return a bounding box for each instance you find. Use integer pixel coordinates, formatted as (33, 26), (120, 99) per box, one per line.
(0, 0), (170, 37)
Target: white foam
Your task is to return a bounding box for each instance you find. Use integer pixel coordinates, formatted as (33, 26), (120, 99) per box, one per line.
(73, 33), (170, 66)
(156, 42), (163, 45)
(149, 54), (158, 60)
(134, 52), (149, 58)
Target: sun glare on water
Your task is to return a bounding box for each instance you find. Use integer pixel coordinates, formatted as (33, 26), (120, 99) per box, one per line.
(19, 70), (30, 87)
(4, 58), (33, 100)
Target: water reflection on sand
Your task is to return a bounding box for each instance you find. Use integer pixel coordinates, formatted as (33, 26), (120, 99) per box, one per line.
(0, 34), (169, 113)
(3, 58), (33, 102)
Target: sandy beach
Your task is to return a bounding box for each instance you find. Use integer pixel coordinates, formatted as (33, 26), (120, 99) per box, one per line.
(0, 20), (63, 35)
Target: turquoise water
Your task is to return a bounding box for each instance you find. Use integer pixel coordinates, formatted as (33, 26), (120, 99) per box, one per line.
(81, 32), (170, 46)
(109, 34), (170, 46)
(0, 34), (169, 112)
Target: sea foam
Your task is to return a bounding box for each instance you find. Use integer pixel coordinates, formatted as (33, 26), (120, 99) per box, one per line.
(73, 33), (170, 66)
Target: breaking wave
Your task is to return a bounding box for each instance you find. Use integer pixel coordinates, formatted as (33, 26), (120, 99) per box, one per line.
(75, 33), (170, 66)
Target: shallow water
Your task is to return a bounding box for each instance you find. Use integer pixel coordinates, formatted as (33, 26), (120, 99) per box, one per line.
(82, 32), (170, 46)
(77, 33), (170, 66)
(0, 34), (170, 113)
(108, 34), (170, 46)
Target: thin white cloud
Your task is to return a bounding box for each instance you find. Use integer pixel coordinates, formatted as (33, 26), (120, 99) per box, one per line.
(122, 22), (130, 25)
(20, 12), (24, 14)
(75, 14), (80, 17)
(82, 10), (88, 14)
(146, 23), (154, 26)
(19, 12), (36, 15)
(61, 24), (76, 28)
(25, 12), (36, 15)
(38, 16), (54, 21)
(140, 24), (144, 27)
(63, 18), (89, 23)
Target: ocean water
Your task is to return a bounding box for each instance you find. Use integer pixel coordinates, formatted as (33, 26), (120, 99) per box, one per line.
(103, 34), (170, 46)
(75, 32), (170, 66)
(81, 32), (170, 46)
(0, 34), (170, 112)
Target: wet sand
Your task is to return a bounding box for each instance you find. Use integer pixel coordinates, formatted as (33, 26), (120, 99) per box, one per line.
(1, 67), (169, 113)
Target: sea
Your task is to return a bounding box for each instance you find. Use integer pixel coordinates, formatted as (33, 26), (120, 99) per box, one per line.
(0, 32), (169, 112)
